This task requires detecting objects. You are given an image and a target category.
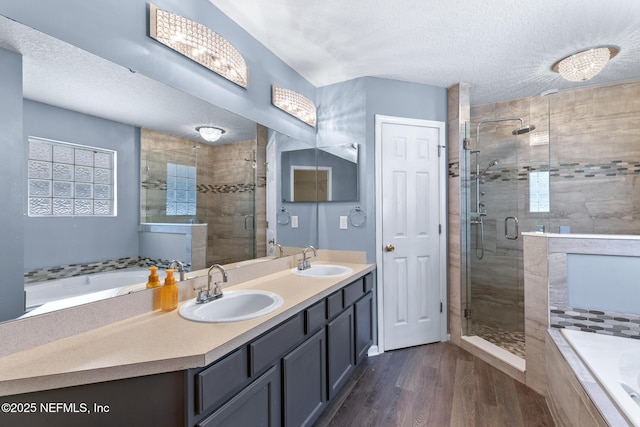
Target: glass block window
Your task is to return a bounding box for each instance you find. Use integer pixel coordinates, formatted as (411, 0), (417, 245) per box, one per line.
(529, 171), (550, 213)
(28, 137), (116, 216)
(166, 162), (196, 216)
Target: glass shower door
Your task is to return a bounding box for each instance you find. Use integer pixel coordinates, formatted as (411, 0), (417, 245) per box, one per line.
(465, 120), (524, 357)
(200, 144), (257, 265)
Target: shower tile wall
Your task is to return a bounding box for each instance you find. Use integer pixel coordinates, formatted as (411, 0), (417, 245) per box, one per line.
(469, 80), (640, 332)
(447, 82), (469, 345)
(141, 129), (265, 266)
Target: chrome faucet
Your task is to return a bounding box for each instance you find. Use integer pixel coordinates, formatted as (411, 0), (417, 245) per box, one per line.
(269, 239), (284, 258)
(298, 246), (317, 270)
(168, 260), (185, 281)
(275, 243), (284, 258)
(196, 264), (227, 304)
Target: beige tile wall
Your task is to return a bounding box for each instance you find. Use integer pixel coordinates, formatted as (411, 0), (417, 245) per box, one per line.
(141, 129), (267, 266)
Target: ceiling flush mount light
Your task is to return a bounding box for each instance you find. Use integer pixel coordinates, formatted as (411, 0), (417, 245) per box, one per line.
(271, 85), (317, 127)
(149, 4), (248, 88)
(196, 126), (225, 142)
(552, 47), (619, 82)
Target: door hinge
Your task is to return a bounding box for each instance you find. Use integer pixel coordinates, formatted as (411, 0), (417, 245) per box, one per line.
(440, 302), (443, 313)
(464, 308), (472, 318)
(439, 224), (442, 234)
(437, 145), (441, 157)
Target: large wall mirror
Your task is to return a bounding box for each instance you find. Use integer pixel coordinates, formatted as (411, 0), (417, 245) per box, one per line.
(280, 144), (359, 202)
(0, 14), (317, 323)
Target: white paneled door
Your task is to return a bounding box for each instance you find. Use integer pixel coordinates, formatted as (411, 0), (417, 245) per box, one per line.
(378, 117), (444, 351)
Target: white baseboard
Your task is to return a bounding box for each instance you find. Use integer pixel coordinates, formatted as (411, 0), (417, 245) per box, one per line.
(367, 345), (381, 357)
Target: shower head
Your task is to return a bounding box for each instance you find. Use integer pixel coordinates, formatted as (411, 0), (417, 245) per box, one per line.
(480, 159), (499, 175)
(512, 124), (536, 135)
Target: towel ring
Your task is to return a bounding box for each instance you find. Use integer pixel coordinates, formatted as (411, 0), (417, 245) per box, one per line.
(348, 206), (366, 227)
(276, 206), (291, 225)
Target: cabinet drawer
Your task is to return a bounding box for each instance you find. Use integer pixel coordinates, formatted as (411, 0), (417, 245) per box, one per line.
(305, 299), (326, 335)
(343, 278), (364, 307)
(363, 272), (373, 293)
(326, 291), (343, 319)
(196, 347), (248, 415)
(249, 313), (305, 376)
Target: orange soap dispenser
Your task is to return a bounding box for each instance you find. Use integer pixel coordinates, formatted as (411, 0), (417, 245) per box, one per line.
(146, 266), (161, 289)
(160, 269), (178, 311)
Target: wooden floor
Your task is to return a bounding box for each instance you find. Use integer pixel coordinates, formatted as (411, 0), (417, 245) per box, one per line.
(315, 342), (554, 427)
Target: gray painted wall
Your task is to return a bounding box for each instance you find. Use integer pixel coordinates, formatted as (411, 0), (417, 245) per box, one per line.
(0, 0), (317, 144)
(317, 77), (448, 263)
(23, 100), (140, 270)
(0, 48), (25, 321)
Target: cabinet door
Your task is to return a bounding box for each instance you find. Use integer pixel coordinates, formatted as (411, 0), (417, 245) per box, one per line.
(355, 292), (374, 363)
(283, 329), (326, 427)
(198, 365), (281, 427)
(326, 305), (355, 400)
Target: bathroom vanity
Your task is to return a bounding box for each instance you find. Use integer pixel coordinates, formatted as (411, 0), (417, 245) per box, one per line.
(0, 263), (375, 427)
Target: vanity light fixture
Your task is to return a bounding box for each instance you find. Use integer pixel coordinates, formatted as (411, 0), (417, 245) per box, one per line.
(149, 4), (249, 88)
(196, 126), (225, 142)
(552, 47), (619, 82)
(271, 85), (317, 127)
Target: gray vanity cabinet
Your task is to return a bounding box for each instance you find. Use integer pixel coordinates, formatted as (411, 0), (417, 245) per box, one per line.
(197, 365), (281, 427)
(1, 272), (374, 427)
(327, 305), (355, 400)
(189, 272), (373, 427)
(355, 291), (373, 363)
(282, 329), (326, 427)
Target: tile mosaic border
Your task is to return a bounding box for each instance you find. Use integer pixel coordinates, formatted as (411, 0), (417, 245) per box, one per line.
(550, 306), (640, 339)
(142, 179), (256, 194)
(478, 160), (640, 182)
(24, 257), (192, 284)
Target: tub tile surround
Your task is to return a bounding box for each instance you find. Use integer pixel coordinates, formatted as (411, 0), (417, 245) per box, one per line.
(524, 233), (640, 426)
(546, 329), (627, 427)
(546, 236), (640, 339)
(24, 255), (199, 285)
(3, 250), (366, 361)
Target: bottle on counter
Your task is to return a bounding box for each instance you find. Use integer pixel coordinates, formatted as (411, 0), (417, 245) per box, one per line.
(146, 266), (160, 289)
(160, 269), (178, 311)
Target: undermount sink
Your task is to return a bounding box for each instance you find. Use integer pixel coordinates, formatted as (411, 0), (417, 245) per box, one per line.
(291, 264), (353, 278)
(179, 290), (283, 323)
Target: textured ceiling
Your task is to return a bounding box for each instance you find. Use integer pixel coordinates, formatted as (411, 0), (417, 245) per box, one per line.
(210, 0), (640, 105)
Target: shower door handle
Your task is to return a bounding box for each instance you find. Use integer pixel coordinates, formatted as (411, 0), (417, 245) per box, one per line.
(505, 216), (519, 240)
(243, 214), (255, 231)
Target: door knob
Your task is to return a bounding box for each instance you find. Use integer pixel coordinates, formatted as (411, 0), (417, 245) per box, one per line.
(385, 244), (395, 252)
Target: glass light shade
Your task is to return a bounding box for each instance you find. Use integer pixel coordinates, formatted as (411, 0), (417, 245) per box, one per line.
(149, 4), (248, 88)
(271, 85), (317, 127)
(197, 127), (225, 142)
(555, 47), (615, 82)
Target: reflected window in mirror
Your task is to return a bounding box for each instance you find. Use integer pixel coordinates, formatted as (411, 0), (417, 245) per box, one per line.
(166, 163), (196, 216)
(28, 137), (116, 216)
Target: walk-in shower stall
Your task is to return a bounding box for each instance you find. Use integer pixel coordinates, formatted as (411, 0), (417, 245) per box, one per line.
(463, 112), (550, 358)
